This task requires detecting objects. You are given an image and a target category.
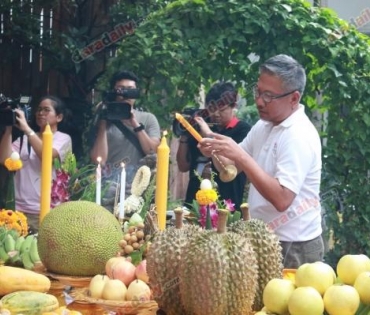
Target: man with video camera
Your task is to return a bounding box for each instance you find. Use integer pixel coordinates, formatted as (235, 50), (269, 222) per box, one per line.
(90, 70), (161, 186)
(176, 81), (251, 210)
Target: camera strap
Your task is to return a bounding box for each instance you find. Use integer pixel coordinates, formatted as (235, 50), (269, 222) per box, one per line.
(19, 133), (32, 156)
(112, 121), (145, 157)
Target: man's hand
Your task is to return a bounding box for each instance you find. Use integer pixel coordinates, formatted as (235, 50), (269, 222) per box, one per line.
(198, 132), (244, 162)
(123, 110), (140, 129)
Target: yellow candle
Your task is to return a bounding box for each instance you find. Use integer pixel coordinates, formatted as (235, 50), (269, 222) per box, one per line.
(39, 124), (53, 224)
(155, 131), (170, 230)
(175, 113), (203, 142)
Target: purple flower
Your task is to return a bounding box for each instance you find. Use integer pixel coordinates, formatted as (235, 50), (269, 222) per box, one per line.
(224, 199), (235, 212)
(51, 170), (71, 208)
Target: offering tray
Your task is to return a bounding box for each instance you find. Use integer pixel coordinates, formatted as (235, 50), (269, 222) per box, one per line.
(82, 289), (158, 314)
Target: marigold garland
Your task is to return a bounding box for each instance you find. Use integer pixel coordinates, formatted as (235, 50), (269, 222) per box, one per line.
(195, 189), (218, 206)
(4, 158), (23, 171)
(0, 209), (28, 236)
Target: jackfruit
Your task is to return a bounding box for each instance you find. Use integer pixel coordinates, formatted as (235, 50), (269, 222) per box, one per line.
(38, 201), (123, 276)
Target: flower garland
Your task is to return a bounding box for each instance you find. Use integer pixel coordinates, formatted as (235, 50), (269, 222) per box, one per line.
(4, 151), (23, 172)
(195, 188), (218, 206)
(194, 178), (235, 229)
(51, 169), (71, 207)
(0, 209), (28, 236)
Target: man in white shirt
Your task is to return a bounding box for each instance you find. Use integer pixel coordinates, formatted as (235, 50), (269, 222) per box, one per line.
(198, 54), (324, 268)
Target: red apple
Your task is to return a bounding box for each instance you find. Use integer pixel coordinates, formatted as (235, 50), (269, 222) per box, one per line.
(109, 259), (136, 286)
(105, 256), (127, 278)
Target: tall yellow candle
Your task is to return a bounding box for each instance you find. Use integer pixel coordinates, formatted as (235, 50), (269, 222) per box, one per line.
(155, 131), (170, 230)
(175, 113), (203, 142)
(39, 123), (53, 224)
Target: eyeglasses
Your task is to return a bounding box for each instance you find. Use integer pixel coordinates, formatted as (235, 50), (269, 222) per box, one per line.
(36, 107), (53, 114)
(252, 85), (296, 103)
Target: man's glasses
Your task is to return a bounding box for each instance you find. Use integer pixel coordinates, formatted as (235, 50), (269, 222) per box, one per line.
(252, 85), (296, 103)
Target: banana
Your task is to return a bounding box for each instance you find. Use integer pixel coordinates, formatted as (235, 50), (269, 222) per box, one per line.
(21, 251), (34, 270)
(29, 237), (41, 264)
(0, 243), (10, 263)
(14, 236), (25, 252)
(4, 234), (16, 252)
(9, 252), (22, 266)
(20, 235), (35, 254)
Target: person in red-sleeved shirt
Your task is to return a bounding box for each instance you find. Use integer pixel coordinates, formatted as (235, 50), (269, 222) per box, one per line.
(176, 82), (251, 211)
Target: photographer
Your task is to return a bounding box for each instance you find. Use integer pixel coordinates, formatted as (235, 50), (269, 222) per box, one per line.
(90, 70), (160, 185)
(0, 96), (72, 233)
(176, 82), (251, 210)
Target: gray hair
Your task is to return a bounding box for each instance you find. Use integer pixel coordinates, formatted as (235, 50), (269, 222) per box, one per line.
(259, 54), (306, 96)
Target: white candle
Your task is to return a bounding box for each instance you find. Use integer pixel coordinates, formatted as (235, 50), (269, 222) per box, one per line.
(96, 157), (102, 205)
(119, 163), (126, 220)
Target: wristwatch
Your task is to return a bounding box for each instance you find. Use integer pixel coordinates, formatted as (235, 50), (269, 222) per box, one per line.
(133, 123), (145, 133)
(27, 130), (36, 137)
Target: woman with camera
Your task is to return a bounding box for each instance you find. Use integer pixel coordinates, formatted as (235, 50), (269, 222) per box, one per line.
(0, 95), (72, 233)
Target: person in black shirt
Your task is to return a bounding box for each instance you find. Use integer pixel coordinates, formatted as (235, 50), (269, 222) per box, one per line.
(176, 81), (251, 210)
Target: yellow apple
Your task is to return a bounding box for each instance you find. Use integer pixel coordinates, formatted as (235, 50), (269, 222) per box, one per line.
(354, 271), (370, 305)
(288, 287), (324, 315)
(323, 284), (360, 315)
(295, 262), (336, 295)
(336, 254), (370, 285)
(102, 279), (127, 301)
(89, 274), (110, 299)
(262, 278), (296, 315)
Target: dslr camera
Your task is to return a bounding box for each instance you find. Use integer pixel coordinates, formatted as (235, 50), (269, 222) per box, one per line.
(172, 107), (211, 138)
(0, 94), (32, 126)
(99, 88), (140, 121)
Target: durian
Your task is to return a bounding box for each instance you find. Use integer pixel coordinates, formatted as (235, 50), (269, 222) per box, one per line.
(146, 208), (201, 315)
(179, 209), (258, 315)
(229, 204), (284, 311)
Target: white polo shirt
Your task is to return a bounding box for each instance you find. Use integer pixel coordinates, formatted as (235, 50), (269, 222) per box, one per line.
(240, 105), (322, 242)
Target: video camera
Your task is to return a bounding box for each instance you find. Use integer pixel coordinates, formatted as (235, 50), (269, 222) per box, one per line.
(0, 94), (32, 126)
(172, 107), (211, 138)
(99, 88), (140, 121)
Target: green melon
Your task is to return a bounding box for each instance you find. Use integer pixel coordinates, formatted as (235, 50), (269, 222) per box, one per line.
(37, 201), (123, 276)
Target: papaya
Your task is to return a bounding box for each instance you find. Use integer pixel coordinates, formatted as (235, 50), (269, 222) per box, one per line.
(0, 265), (51, 296)
(0, 291), (59, 315)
